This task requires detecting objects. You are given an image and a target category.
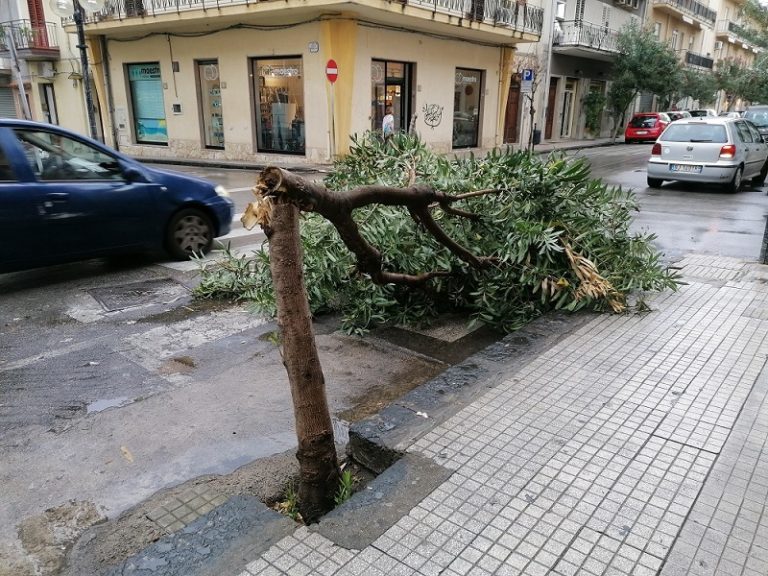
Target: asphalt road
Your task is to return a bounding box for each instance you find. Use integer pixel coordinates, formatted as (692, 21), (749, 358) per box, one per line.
(568, 144), (768, 262)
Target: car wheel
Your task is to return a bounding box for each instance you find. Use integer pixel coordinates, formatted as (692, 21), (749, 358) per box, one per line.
(165, 207), (214, 260)
(752, 160), (768, 186)
(724, 166), (743, 194)
(647, 177), (663, 188)
(625, 139), (633, 144)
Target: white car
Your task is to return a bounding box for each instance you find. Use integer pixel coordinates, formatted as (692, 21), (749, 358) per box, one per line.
(646, 117), (768, 193)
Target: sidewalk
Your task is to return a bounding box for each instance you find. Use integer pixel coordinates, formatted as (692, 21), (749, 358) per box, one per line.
(141, 137), (619, 173)
(235, 254), (768, 576)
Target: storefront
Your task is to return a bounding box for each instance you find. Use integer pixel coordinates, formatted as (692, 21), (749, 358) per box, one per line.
(196, 60), (224, 149)
(370, 59), (414, 135)
(453, 68), (483, 148)
(253, 57), (305, 155)
(126, 62), (167, 144)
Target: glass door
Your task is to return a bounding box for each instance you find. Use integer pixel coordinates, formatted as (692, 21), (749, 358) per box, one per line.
(560, 78), (576, 138)
(371, 60), (413, 136)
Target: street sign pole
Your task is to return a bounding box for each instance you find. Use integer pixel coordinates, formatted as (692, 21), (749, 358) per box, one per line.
(326, 60), (338, 159)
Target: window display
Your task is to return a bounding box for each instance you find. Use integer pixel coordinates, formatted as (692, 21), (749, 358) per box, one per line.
(453, 68), (483, 148)
(197, 60), (224, 149)
(254, 58), (305, 154)
(127, 63), (167, 145)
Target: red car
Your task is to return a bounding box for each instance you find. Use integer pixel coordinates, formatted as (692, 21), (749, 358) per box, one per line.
(624, 112), (671, 143)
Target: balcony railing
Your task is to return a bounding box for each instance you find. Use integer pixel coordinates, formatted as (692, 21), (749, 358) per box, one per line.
(652, 0), (716, 25)
(553, 20), (619, 52)
(0, 19), (60, 53)
(78, 0), (543, 35)
(685, 50), (714, 69)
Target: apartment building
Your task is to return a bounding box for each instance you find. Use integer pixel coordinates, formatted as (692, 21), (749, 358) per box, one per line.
(0, 0), (89, 132)
(538, 0), (644, 141)
(66, 0), (544, 164)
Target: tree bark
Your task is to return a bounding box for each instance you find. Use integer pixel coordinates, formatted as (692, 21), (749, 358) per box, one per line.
(264, 201), (340, 523)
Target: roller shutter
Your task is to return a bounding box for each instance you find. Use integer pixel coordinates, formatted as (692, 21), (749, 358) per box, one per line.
(0, 87), (18, 118)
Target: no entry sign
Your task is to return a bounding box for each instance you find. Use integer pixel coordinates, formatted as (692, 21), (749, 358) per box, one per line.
(326, 59), (338, 83)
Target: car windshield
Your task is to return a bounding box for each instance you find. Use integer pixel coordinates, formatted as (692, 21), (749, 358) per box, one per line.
(660, 124), (728, 143)
(743, 110), (768, 127)
(629, 116), (657, 128)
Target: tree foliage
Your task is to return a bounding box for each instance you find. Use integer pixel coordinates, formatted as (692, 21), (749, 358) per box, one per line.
(197, 134), (678, 333)
(607, 21), (680, 137)
(714, 57), (761, 108)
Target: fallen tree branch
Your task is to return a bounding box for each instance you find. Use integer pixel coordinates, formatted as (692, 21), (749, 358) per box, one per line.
(245, 167), (497, 287)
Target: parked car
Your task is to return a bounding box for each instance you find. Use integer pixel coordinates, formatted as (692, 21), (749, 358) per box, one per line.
(664, 111), (692, 122)
(0, 120), (234, 273)
(742, 105), (768, 140)
(625, 112), (672, 143)
(646, 117), (768, 192)
(718, 111), (742, 119)
(686, 109), (718, 118)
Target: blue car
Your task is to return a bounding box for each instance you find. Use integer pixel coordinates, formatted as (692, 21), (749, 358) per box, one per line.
(0, 120), (234, 273)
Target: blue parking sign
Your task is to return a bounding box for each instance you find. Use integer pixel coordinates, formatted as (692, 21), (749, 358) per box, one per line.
(522, 69), (534, 82)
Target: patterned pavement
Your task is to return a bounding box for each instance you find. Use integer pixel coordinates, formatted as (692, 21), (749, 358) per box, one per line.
(239, 255), (768, 576)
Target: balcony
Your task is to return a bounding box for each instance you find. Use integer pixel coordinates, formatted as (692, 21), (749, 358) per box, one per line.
(652, 0), (716, 27)
(685, 50), (714, 69)
(552, 20), (619, 61)
(74, 0), (544, 40)
(0, 19), (60, 61)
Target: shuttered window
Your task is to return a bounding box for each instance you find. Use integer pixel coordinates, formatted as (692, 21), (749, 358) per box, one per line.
(0, 87), (18, 119)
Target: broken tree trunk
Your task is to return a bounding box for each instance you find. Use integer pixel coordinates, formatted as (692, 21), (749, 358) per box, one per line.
(246, 166), (499, 520)
(262, 200), (340, 523)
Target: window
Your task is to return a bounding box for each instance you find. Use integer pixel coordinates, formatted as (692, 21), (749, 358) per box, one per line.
(14, 129), (124, 181)
(371, 60), (414, 136)
(127, 63), (168, 145)
(670, 30), (679, 51)
(453, 68), (483, 148)
(196, 60), (224, 149)
(254, 57), (305, 154)
(735, 121), (754, 143)
(653, 23), (661, 38)
(0, 147), (14, 181)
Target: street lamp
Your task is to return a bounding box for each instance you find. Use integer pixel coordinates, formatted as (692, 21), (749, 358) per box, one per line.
(49, 0), (104, 140)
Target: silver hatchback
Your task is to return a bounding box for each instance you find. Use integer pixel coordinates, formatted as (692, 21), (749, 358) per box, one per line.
(646, 117), (768, 192)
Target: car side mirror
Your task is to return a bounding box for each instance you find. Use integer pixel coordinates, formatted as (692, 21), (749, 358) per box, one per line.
(123, 166), (147, 183)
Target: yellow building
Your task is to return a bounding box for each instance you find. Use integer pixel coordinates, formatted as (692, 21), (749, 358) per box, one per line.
(0, 0), (90, 133)
(72, 1), (543, 164)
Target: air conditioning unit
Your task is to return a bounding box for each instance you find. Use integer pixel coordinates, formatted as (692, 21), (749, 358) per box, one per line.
(714, 40), (723, 50)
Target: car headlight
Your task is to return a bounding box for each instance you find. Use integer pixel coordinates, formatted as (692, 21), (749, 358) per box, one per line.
(215, 184), (230, 198)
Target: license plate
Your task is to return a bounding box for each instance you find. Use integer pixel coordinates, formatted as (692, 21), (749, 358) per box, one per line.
(636, 131), (647, 135)
(670, 164), (702, 173)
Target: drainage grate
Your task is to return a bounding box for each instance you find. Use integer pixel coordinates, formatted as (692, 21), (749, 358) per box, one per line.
(88, 278), (189, 312)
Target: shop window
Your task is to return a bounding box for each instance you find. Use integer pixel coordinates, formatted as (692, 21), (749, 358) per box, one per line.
(453, 68), (483, 148)
(370, 60), (414, 136)
(127, 63), (168, 145)
(253, 57), (305, 154)
(196, 60), (224, 149)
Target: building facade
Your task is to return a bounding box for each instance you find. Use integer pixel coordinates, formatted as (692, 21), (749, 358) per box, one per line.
(73, 0), (543, 164)
(0, 0), (89, 132)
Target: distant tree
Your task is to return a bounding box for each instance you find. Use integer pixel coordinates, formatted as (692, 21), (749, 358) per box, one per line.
(714, 58), (760, 109)
(607, 21), (680, 139)
(678, 69), (718, 107)
(742, 0), (768, 48)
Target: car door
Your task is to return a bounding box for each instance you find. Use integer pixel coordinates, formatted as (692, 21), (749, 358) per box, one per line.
(745, 121), (768, 167)
(0, 127), (53, 271)
(733, 121), (762, 179)
(10, 127), (163, 259)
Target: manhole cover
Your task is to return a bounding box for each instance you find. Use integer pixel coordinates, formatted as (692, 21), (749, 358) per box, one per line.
(88, 278), (189, 312)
